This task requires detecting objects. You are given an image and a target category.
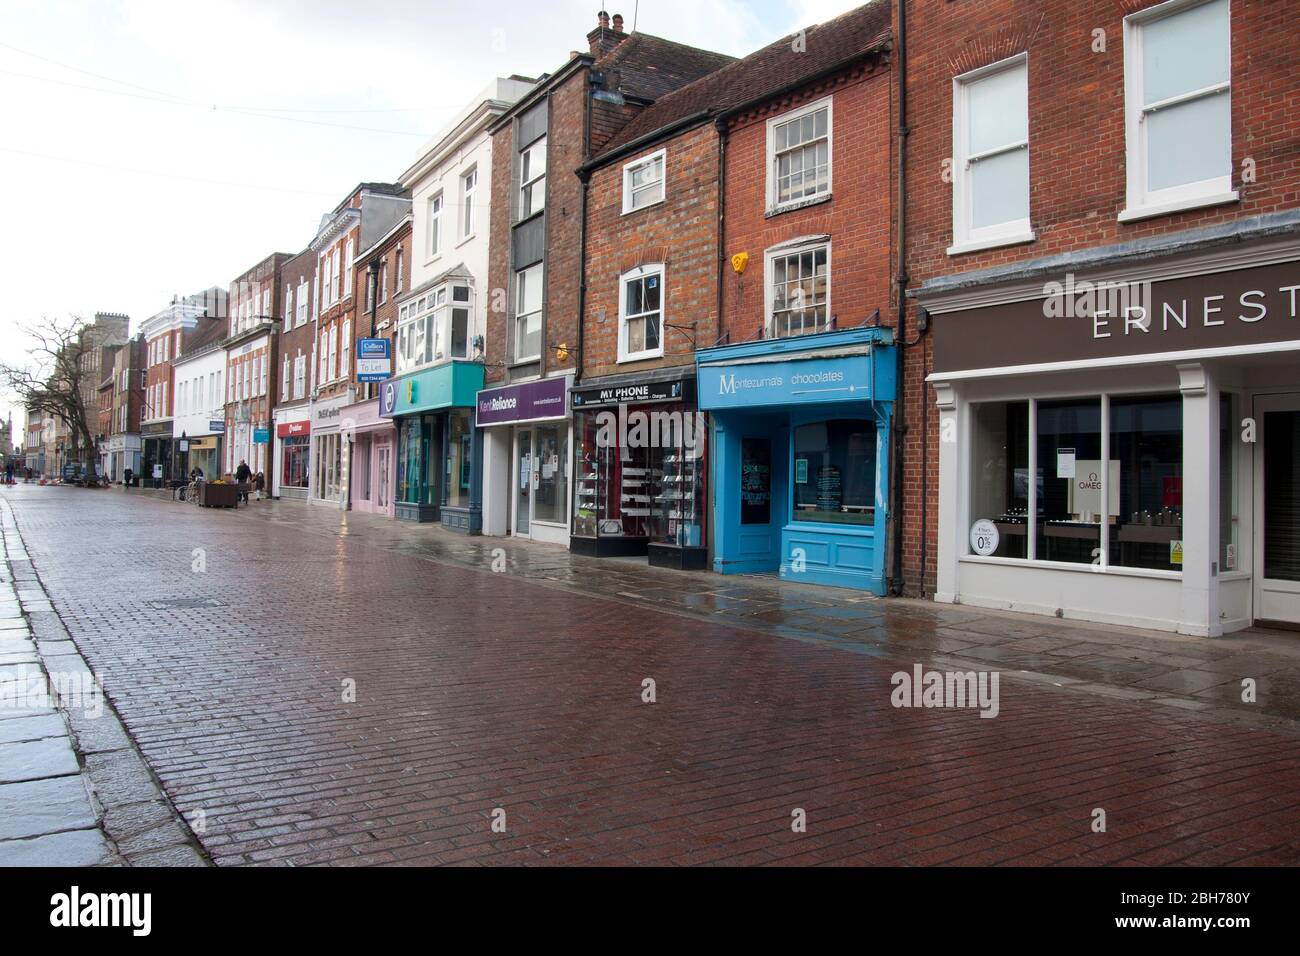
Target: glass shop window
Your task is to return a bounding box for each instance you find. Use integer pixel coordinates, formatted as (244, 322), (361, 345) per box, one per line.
(1108, 394), (1183, 571)
(1035, 398), (1102, 565)
(969, 401), (1030, 558)
(791, 419), (876, 525)
(1219, 392), (1240, 573)
(445, 410), (472, 509)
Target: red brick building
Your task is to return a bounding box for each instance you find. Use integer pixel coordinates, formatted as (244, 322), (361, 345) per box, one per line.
(480, 11), (734, 546)
(106, 336), (145, 483)
(225, 252), (291, 481)
(305, 183), (407, 509)
(905, 0), (1300, 634)
(271, 248), (318, 500)
(346, 211), (412, 516)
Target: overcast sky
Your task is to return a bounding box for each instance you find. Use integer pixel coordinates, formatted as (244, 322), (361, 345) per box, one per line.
(0, 0), (865, 434)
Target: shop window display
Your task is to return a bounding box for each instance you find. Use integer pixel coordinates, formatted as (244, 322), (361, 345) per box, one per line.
(969, 401), (1030, 559)
(1108, 394), (1183, 571)
(791, 419), (875, 525)
(281, 436), (309, 489)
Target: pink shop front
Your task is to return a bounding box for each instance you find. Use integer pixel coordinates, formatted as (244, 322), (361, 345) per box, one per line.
(346, 397), (396, 517)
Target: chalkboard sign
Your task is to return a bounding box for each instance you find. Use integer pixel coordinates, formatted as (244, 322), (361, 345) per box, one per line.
(741, 437), (771, 525)
(816, 466), (842, 513)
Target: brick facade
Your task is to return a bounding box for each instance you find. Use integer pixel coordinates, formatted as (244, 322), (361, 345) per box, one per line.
(899, 0), (1300, 596)
(275, 248), (318, 414)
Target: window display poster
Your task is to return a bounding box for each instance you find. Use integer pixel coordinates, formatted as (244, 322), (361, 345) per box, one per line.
(1056, 447), (1076, 478)
(741, 437), (771, 525)
(795, 458), (808, 484)
(816, 466), (842, 512)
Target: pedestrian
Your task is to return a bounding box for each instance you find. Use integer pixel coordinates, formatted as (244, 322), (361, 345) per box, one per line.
(254, 471), (266, 501)
(235, 459), (251, 503)
(123, 466), (133, 489)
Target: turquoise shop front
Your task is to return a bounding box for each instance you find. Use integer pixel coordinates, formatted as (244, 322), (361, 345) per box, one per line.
(695, 326), (896, 594)
(380, 360), (484, 530)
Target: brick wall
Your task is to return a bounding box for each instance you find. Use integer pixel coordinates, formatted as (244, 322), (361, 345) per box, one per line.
(352, 219), (411, 393)
(543, 70), (587, 380)
(276, 248), (318, 412)
(899, 0), (1300, 595)
(583, 124), (720, 379)
(720, 65), (896, 342)
(485, 113), (515, 385)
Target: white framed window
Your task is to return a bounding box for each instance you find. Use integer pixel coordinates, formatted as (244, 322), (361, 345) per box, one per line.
(281, 356), (290, 401)
(395, 249), (403, 294)
(1121, 0), (1234, 222)
(284, 288), (293, 331)
(296, 278), (309, 326)
(519, 136), (546, 219)
(327, 325), (338, 382)
(428, 193), (443, 258)
(344, 237), (354, 296)
(341, 319), (351, 382)
(618, 264), (664, 362)
(379, 260), (388, 304)
(331, 247), (341, 304)
(293, 354), (306, 399)
(622, 149), (665, 214)
(765, 238), (830, 339)
(766, 97), (832, 213)
(462, 167), (477, 237)
(515, 263), (543, 362)
(319, 254), (332, 309)
(318, 329), (328, 384)
(260, 352), (268, 396)
(261, 289), (270, 319)
(950, 54), (1033, 254)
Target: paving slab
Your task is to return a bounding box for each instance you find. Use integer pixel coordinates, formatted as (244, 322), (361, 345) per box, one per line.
(0, 734), (80, 783)
(0, 774), (98, 841)
(0, 827), (115, 866)
(0, 712), (66, 745)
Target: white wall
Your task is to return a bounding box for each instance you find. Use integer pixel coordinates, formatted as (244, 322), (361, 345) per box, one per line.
(171, 349), (226, 440)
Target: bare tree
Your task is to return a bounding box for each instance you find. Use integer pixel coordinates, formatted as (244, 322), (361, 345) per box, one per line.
(0, 315), (101, 481)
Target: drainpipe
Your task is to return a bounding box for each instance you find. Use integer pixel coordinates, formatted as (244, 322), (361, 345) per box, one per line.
(575, 75), (595, 386)
(890, 0), (910, 596)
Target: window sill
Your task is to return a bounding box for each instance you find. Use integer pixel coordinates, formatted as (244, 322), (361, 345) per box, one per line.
(455, 233), (476, 249)
(621, 197), (664, 217)
(617, 351), (664, 365)
(783, 520), (876, 536)
(946, 230), (1037, 257)
(765, 192), (832, 219)
(958, 553), (1182, 580)
(1118, 190), (1239, 224)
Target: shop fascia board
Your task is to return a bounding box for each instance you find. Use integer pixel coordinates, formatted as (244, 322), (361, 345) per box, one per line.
(913, 211), (1300, 315)
(695, 326), (894, 366)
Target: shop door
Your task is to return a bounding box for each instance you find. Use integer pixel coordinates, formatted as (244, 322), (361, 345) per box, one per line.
(376, 445), (390, 509)
(1254, 393), (1300, 625)
(514, 428), (532, 536)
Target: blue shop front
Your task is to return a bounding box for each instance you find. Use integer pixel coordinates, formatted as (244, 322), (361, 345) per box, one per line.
(695, 326), (896, 594)
(380, 360), (485, 530)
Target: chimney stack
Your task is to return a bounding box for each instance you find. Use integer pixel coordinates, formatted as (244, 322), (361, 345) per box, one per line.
(587, 9), (628, 57)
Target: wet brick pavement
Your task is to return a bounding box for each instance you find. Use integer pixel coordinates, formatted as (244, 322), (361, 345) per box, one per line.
(5, 483), (1300, 866)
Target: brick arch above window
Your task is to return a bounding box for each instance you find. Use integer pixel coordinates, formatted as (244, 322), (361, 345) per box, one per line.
(616, 245), (671, 275)
(948, 27), (1036, 78)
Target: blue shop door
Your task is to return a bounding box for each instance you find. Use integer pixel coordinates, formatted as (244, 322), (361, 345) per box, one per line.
(714, 413), (787, 574)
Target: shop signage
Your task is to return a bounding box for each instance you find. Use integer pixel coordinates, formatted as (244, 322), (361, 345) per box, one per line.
(356, 339), (392, 382)
(382, 363), (484, 418)
(253, 428), (270, 444)
(698, 353), (875, 411)
(970, 519), (1000, 557)
(932, 260), (1300, 374)
(571, 377), (694, 408)
(475, 377), (568, 426)
(209, 420), (225, 433)
(178, 440), (189, 452)
(276, 421), (310, 438)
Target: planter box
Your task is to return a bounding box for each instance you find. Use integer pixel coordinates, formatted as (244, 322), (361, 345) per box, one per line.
(199, 484), (238, 508)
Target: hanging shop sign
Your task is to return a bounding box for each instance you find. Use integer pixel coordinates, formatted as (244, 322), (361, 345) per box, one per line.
(475, 376), (569, 426)
(253, 428), (270, 444)
(209, 420), (226, 433)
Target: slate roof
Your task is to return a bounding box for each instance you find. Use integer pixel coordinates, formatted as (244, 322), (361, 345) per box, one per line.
(593, 1), (891, 163)
(595, 32), (737, 102)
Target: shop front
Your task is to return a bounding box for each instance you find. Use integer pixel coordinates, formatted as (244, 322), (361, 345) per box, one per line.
(570, 369), (707, 569)
(345, 397), (396, 517)
(184, 434), (221, 479)
(105, 434), (141, 484)
(695, 326), (896, 594)
(475, 375), (571, 547)
(381, 361), (484, 528)
(140, 421), (177, 487)
(273, 415), (310, 500)
(309, 392), (350, 509)
(923, 227), (1300, 635)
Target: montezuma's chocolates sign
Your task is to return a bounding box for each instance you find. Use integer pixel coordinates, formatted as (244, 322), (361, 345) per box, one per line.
(932, 260), (1300, 374)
